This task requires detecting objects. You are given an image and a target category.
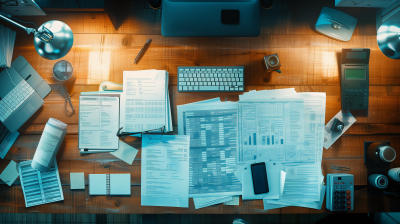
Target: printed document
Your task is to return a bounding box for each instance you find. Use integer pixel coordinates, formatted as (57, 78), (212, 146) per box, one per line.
(121, 70), (167, 133)
(79, 95), (119, 149)
(141, 135), (190, 208)
(237, 92), (326, 164)
(178, 100), (242, 197)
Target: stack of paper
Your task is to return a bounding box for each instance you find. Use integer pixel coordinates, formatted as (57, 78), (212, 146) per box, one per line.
(121, 70), (172, 133)
(237, 89), (327, 210)
(0, 25), (16, 68)
(177, 98), (242, 208)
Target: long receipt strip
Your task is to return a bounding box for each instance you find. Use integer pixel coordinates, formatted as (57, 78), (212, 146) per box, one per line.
(141, 135), (190, 208)
(79, 95), (119, 150)
(178, 100), (242, 197)
(121, 70), (169, 133)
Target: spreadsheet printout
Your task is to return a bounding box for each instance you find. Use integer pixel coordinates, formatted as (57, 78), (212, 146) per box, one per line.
(180, 102), (242, 197)
(121, 70), (167, 133)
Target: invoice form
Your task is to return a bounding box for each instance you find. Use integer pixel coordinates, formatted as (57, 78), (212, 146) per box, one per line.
(121, 70), (167, 133)
(78, 95), (119, 149)
(141, 135), (190, 208)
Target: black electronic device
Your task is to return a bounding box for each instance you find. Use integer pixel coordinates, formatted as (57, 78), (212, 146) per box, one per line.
(149, 0), (161, 9)
(260, 0), (273, 9)
(341, 48), (370, 110)
(250, 162), (269, 194)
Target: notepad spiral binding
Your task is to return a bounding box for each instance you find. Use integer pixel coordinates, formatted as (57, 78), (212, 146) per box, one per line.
(106, 174), (110, 195)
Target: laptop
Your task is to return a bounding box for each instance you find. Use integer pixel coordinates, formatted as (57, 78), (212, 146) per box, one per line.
(0, 56), (51, 133)
(161, 0), (260, 37)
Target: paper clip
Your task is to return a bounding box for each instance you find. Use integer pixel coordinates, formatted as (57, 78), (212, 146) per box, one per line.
(331, 166), (350, 171)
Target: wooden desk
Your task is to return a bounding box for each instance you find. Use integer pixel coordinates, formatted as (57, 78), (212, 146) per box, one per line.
(1, 0), (400, 214)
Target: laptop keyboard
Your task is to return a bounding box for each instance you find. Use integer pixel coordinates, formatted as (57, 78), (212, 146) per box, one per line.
(177, 66), (244, 92)
(0, 80), (34, 122)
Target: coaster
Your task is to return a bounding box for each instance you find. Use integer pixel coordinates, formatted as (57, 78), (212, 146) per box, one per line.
(364, 141), (390, 164)
(70, 172), (85, 190)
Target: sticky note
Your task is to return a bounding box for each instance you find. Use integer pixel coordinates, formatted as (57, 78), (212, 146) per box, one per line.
(0, 160), (19, 186)
(70, 172), (85, 190)
(110, 140), (139, 165)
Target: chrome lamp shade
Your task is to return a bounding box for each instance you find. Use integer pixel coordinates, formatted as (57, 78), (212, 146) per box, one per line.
(34, 20), (74, 60)
(377, 20), (400, 60)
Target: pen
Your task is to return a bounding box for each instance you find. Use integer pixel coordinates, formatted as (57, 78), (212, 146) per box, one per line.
(134, 39), (152, 64)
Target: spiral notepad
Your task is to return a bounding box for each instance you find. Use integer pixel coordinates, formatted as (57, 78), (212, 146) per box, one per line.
(89, 174), (130, 195)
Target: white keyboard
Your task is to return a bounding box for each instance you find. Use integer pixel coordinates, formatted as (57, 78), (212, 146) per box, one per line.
(0, 80), (34, 122)
(177, 66), (244, 92)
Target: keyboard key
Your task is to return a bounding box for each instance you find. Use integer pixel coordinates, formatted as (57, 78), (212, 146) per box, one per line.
(225, 86), (230, 91)
(183, 86), (188, 91)
(194, 86), (199, 91)
(180, 82), (186, 86)
(220, 86), (224, 90)
(237, 82), (243, 85)
(199, 86), (219, 91)
(189, 86), (193, 91)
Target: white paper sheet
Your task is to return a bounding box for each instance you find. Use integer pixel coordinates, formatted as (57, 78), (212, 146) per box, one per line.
(266, 184), (326, 210)
(0, 160), (19, 186)
(121, 70), (167, 133)
(324, 110), (356, 149)
(141, 135), (190, 208)
(278, 164), (321, 201)
(79, 95), (119, 150)
(237, 92), (326, 165)
(110, 140), (139, 165)
(193, 196), (233, 209)
(223, 196), (240, 205)
(178, 101), (242, 197)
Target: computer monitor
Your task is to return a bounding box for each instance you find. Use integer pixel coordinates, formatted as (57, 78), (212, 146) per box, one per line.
(161, 0), (260, 37)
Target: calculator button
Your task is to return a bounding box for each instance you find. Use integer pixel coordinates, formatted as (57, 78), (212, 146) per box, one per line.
(350, 89), (353, 92)
(346, 190), (351, 195)
(347, 201), (351, 205)
(347, 196), (351, 200)
(347, 206), (351, 210)
(359, 89), (363, 92)
(364, 89), (368, 92)
(354, 89), (358, 92)
(345, 89), (349, 93)
(341, 206), (345, 210)
(364, 93), (367, 96)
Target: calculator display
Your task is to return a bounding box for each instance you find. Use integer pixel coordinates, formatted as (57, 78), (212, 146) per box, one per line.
(345, 69), (365, 80)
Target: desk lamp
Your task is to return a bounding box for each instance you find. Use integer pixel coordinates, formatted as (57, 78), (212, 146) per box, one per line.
(377, 20), (400, 59)
(0, 13), (73, 60)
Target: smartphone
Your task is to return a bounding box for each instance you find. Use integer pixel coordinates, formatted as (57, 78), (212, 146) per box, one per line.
(251, 162), (269, 194)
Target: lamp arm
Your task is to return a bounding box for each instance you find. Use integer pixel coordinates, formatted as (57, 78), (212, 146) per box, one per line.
(0, 13), (36, 35)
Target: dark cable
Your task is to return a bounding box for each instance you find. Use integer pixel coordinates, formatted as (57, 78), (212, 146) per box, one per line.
(10, 16), (37, 30)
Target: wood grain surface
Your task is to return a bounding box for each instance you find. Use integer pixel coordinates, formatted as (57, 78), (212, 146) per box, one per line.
(1, 0), (400, 214)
